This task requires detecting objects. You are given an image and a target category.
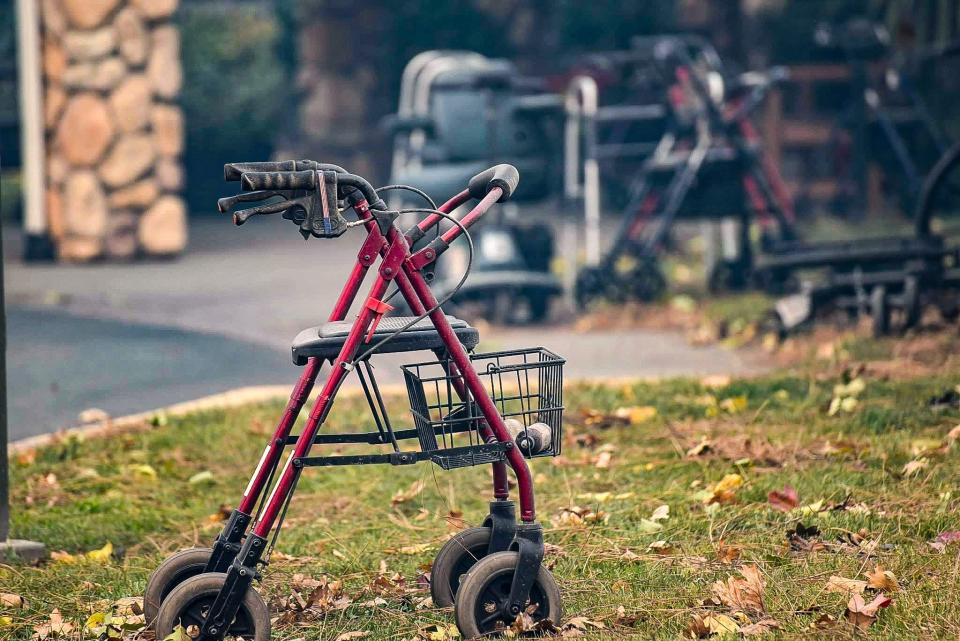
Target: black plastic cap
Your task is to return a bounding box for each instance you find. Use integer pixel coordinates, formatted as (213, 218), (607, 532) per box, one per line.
(467, 164), (520, 203)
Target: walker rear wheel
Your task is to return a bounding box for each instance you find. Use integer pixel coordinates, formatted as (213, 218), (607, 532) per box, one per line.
(144, 547), (213, 628)
(431, 527), (492, 607)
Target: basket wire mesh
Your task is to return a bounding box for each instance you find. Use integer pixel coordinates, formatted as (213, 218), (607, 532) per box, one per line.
(402, 347), (565, 470)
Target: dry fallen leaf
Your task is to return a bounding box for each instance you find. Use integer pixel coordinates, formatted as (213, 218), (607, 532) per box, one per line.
(845, 593), (892, 630)
(650, 504), (670, 522)
(334, 632), (370, 641)
(739, 618), (780, 636)
(901, 457), (929, 477)
(0, 593), (23, 608)
(33, 609), (74, 640)
(865, 566), (899, 592)
(767, 486), (799, 512)
(711, 565), (766, 615)
(687, 612), (741, 637)
(929, 530), (960, 552)
(391, 479), (426, 506)
(826, 576), (867, 596)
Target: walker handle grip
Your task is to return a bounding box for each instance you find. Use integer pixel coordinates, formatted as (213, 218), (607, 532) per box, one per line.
(467, 164), (520, 203)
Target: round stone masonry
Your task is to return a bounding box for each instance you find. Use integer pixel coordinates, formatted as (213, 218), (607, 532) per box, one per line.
(41, 0), (187, 261)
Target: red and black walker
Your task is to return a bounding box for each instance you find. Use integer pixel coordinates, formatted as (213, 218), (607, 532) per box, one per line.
(145, 161), (565, 639)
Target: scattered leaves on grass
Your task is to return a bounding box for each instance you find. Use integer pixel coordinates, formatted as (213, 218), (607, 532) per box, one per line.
(188, 470), (215, 485)
(84, 597), (145, 640)
(739, 618), (781, 636)
(552, 505), (609, 527)
(648, 540), (675, 555)
(844, 593), (892, 630)
(710, 565), (766, 615)
(687, 612), (741, 637)
(767, 485), (799, 512)
(825, 576), (867, 596)
(273, 574), (353, 624)
(901, 457), (929, 478)
(126, 464), (157, 480)
(714, 540), (741, 564)
(695, 474), (744, 505)
(787, 523), (825, 554)
(928, 530), (960, 552)
(414, 623), (460, 640)
(865, 566), (899, 592)
(161, 625), (191, 641)
(33, 609), (74, 640)
(614, 405), (658, 424)
(50, 541), (114, 565)
(592, 446), (614, 469)
(391, 479), (426, 506)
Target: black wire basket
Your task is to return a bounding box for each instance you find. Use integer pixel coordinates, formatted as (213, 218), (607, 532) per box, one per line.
(402, 348), (565, 470)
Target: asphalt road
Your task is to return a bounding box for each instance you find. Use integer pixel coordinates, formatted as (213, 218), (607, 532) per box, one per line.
(4, 218), (761, 441)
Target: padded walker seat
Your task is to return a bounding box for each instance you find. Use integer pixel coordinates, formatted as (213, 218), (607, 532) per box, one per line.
(292, 315), (479, 365)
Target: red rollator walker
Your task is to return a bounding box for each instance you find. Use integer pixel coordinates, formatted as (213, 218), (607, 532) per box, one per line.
(144, 160), (565, 639)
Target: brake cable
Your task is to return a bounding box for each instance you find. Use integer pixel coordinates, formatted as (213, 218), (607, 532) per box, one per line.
(375, 184), (438, 211)
(348, 207), (475, 365)
(374, 185), (442, 303)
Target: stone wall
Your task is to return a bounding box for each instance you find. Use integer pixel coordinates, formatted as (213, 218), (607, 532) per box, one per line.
(41, 0), (186, 261)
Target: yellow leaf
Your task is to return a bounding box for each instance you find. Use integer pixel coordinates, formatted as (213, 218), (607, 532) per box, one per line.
(714, 474), (744, 494)
(706, 613), (741, 635)
(188, 470), (215, 485)
(127, 464), (157, 480)
(86, 542), (113, 563)
(162, 625), (192, 641)
(0, 616), (12, 627)
(614, 405), (658, 424)
(719, 396), (748, 414)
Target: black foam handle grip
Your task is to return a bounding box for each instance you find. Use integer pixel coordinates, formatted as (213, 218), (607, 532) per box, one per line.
(225, 161), (296, 181)
(467, 164), (520, 202)
(240, 170), (317, 192)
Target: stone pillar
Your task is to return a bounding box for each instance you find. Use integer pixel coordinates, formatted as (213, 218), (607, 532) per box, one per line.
(41, 0), (186, 261)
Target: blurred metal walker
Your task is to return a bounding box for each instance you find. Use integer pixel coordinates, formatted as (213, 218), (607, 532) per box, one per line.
(385, 51), (563, 324)
(563, 35), (797, 308)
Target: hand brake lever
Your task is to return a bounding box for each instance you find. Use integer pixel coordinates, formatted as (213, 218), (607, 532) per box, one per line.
(217, 190), (289, 213)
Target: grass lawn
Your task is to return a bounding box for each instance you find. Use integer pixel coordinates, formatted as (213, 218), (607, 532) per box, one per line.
(3, 331), (960, 639)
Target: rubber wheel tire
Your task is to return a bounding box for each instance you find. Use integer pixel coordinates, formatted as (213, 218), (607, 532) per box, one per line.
(574, 267), (607, 310)
(431, 527), (492, 608)
(871, 285), (890, 337)
(626, 258), (667, 302)
(155, 572), (270, 641)
(144, 547), (213, 628)
(454, 551), (562, 639)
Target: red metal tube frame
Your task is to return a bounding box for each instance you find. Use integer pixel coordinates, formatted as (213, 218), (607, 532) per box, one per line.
(249, 185), (535, 539)
(237, 187), (509, 516)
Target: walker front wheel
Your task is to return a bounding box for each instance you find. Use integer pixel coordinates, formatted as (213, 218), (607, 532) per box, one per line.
(144, 547), (213, 627)
(431, 527), (492, 608)
(155, 572), (269, 641)
(454, 551), (562, 639)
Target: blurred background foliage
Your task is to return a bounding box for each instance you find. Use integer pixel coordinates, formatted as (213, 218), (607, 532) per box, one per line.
(177, 1), (295, 210)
